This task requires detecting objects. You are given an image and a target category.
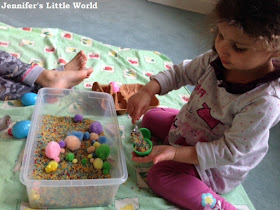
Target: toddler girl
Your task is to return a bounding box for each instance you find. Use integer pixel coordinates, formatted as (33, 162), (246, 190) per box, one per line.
(127, 0), (280, 209)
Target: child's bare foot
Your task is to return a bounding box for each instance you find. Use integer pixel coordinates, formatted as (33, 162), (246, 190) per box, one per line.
(36, 68), (93, 89)
(64, 50), (87, 71)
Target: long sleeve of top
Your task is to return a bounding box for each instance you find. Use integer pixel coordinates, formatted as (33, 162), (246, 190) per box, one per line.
(151, 50), (280, 194)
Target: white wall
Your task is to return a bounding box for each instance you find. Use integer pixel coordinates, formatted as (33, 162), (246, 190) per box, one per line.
(148, 0), (217, 14)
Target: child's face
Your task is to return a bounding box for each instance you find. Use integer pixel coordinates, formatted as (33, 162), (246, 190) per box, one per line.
(215, 22), (275, 72)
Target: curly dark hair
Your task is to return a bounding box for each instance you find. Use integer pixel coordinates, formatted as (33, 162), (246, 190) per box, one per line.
(212, 0), (280, 47)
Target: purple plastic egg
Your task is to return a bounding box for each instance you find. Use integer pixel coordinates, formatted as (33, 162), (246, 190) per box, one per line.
(89, 121), (103, 134)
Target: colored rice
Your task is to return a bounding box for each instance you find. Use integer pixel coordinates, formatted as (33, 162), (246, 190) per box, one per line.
(32, 115), (110, 180)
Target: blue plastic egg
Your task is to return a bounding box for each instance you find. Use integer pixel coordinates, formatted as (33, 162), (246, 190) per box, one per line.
(12, 120), (31, 139)
(21, 92), (37, 106)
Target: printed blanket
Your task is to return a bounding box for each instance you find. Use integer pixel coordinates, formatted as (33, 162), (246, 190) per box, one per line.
(0, 22), (255, 210)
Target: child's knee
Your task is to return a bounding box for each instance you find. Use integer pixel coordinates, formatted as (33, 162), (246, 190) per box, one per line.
(141, 108), (158, 129)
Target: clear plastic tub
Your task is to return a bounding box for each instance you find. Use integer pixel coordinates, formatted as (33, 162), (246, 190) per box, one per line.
(20, 88), (128, 208)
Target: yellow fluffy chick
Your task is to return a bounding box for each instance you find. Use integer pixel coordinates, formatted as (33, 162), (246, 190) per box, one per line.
(45, 161), (58, 173)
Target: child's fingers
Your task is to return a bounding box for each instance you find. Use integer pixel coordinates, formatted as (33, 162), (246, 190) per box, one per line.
(133, 107), (141, 121)
(141, 106), (151, 115)
(127, 99), (140, 124)
(130, 106), (141, 124)
(153, 154), (165, 164)
(127, 105), (135, 123)
(135, 102), (150, 121)
(132, 156), (151, 163)
(131, 152), (154, 163)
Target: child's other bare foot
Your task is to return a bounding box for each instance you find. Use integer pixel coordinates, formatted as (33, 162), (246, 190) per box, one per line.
(64, 50), (87, 71)
(36, 68), (93, 89)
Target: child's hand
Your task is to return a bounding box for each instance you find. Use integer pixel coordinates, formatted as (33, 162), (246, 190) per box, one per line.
(127, 90), (152, 124)
(127, 79), (161, 124)
(132, 145), (176, 164)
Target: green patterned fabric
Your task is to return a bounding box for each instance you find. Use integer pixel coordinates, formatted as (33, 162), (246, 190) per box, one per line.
(0, 22), (255, 210)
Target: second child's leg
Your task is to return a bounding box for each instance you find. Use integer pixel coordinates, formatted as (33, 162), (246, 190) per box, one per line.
(56, 50), (88, 72)
(35, 50), (93, 89)
(0, 78), (35, 100)
(0, 50), (93, 100)
(0, 50), (45, 86)
(35, 68), (93, 89)
(64, 50), (87, 71)
(0, 50), (44, 100)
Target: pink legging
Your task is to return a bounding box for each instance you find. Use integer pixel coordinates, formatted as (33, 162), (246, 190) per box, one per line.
(141, 108), (236, 210)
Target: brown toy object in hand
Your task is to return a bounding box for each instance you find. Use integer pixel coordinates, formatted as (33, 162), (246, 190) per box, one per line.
(92, 82), (159, 115)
